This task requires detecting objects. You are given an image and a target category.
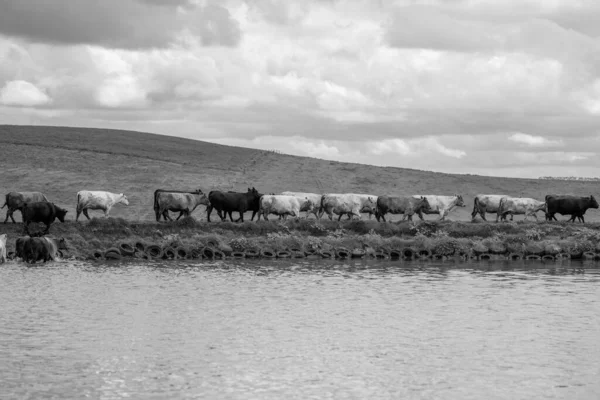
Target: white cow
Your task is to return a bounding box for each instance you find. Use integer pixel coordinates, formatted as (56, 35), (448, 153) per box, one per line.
(471, 194), (508, 222)
(320, 194), (377, 221)
(76, 191), (130, 221)
(280, 191), (321, 219)
(0, 233), (6, 263)
(259, 195), (304, 221)
(411, 194), (466, 221)
(497, 197), (546, 221)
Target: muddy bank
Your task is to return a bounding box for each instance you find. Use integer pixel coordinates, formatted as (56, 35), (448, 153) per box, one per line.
(2, 217), (600, 262)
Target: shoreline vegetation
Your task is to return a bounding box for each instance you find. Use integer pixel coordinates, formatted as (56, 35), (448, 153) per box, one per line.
(3, 217), (600, 263)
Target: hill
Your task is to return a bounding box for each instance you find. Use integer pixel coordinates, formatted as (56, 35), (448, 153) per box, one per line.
(1, 124), (599, 222)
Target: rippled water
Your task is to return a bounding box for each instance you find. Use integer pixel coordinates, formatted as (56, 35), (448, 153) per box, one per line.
(1, 259), (599, 400)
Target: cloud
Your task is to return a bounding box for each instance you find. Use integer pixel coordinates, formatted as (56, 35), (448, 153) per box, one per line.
(508, 133), (563, 147)
(0, 1), (240, 49)
(0, 80), (51, 107)
(0, 0), (599, 178)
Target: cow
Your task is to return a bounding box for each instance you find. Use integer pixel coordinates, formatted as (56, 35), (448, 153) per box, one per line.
(0, 234), (6, 263)
(471, 194), (508, 222)
(207, 187), (263, 222)
(545, 195), (599, 223)
(259, 195), (305, 221)
(22, 237), (50, 264)
(280, 192), (322, 219)
(22, 202), (68, 234)
(411, 194), (466, 221)
(497, 197), (547, 221)
(376, 196), (431, 222)
(15, 236), (30, 260)
(154, 190), (209, 222)
(76, 191), (129, 221)
(319, 194), (377, 221)
(42, 237), (68, 261)
(153, 189), (206, 221)
(1, 191), (50, 223)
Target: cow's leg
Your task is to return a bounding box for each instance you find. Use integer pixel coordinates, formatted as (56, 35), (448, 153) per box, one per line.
(250, 210), (259, 221)
(580, 215), (585, 223)
(407, 213), (413, 222)
(439, 209), (447, 221)
(103, 206), (111, 218)
(480, 207), (487, 221)
(380, 213), (387, 222)
(206, 205), (213, 222)
(76, 208), (82, 222)
(237, 212), (244, 223)
(83, 209), (91, 220)
(418, 210), (425, 221)
(262, 211), (269, 221)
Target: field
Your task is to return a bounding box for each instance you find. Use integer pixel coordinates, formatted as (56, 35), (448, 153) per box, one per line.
(1, 124), (600, 223)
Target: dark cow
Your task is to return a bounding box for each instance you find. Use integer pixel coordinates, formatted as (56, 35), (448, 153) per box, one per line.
(1, 191), (49, 223)
(22, 237), (50, 264)
(153, 189), (205, 221)
(545, 195), (599, 223)
(376, 196), (431, 222)
(207, 187), (262, 222)
(15, 236), (30, 259)
(22, 202), (68, 234)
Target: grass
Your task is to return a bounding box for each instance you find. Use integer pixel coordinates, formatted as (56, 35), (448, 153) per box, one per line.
(1, 124), (600, 223)
(2, 124), (600, 261)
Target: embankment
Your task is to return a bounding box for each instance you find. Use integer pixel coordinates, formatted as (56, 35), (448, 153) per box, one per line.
(3, 217), (600, 262)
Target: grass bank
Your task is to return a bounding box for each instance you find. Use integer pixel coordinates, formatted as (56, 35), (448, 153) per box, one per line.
(3, 217), (600, 262)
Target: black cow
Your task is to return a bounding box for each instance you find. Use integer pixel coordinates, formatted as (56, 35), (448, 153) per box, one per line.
(376, 196), (431, 222)
(22, 202), (68, 234)
(22, 237), (50, 263)
(207, 187), (262, 222)
(545, 195), (599, 223)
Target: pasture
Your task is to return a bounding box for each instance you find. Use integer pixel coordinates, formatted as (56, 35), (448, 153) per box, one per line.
(1, 124), (600, 223)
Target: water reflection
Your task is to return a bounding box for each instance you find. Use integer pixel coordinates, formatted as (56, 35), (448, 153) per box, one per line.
(0, 259), (599, 400)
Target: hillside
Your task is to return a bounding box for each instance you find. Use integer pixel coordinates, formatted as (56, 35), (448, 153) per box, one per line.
(1, 124), (599, 222)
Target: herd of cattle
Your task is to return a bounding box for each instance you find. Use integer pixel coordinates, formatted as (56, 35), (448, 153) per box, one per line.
(0, 189), (598, 234)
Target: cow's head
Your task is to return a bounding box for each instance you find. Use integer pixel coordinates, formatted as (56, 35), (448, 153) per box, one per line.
(590, 195), (599, 209)
(197, 191), (210, 206)
(360, 197), (377, 214)
(55, 206), (68, 222)
(455, 194), (466, 207)
(420, 196), (432, 212)
(119, 194), (130, 206)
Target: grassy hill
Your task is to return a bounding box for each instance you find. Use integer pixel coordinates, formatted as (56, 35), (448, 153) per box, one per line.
(1, 124), (599, 222)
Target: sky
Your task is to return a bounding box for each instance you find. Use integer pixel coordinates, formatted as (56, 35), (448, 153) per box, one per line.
(1, 0), (600, 179)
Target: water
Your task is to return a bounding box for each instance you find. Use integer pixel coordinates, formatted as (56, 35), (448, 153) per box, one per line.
(0, 259), (599, 400)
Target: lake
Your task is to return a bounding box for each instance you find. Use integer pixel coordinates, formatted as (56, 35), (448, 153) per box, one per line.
(1, 259), (599, 399)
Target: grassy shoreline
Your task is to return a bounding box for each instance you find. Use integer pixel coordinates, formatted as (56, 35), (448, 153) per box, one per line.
(2, 217), (600, 262)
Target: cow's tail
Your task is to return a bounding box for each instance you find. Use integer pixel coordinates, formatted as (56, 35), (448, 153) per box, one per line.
(471, 197), (480, 220)
(0, 194), (6, 209)
(497, 197), (507, 220)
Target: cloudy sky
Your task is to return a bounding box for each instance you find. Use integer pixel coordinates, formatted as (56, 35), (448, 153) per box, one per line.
(1, 0), (599, 178)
